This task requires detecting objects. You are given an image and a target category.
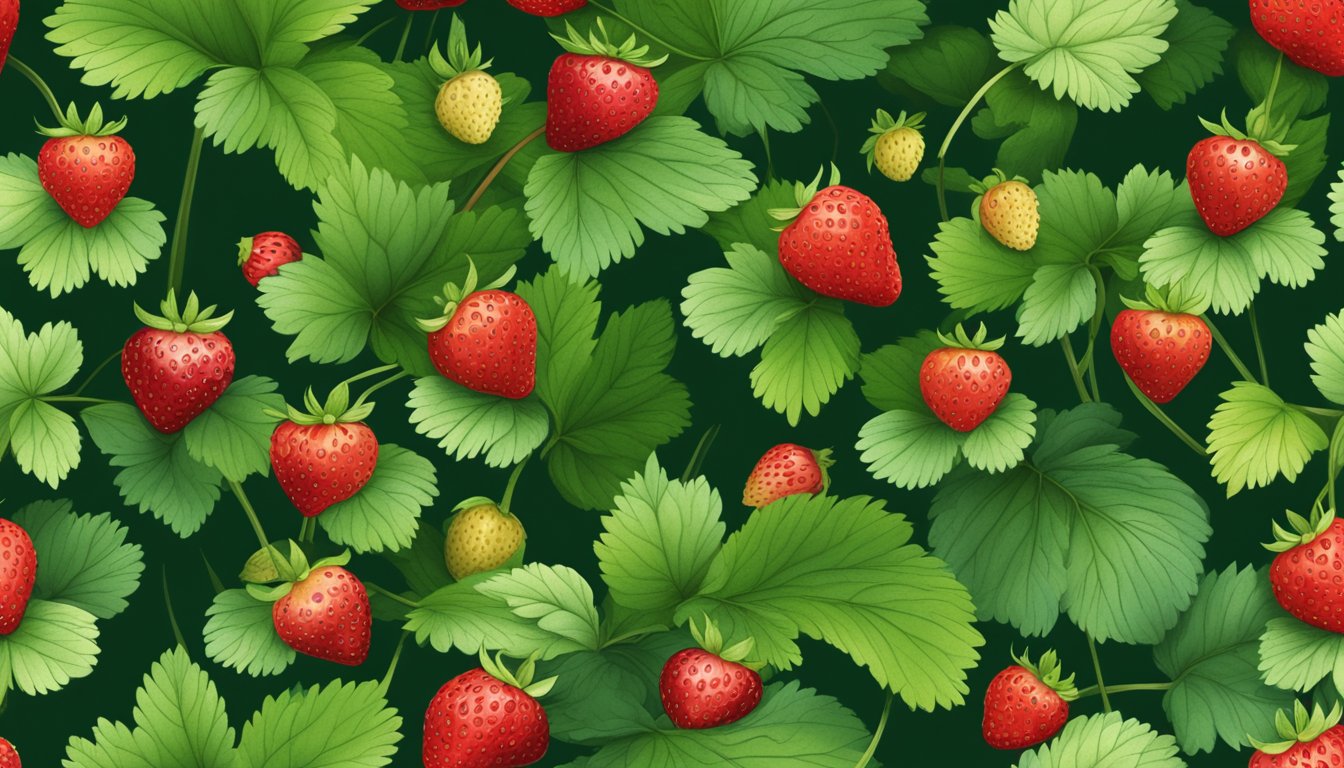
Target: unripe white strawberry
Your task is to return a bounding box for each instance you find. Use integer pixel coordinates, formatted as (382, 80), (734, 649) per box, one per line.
(861, 109), (925, 182)
(430, 15), (503, 145)
(974, 170), (1040, 251)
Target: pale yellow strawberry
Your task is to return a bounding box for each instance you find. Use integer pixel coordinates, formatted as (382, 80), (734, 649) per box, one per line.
(980, 180), (1040, 251)
(444, 502), (524, 580)
(436, 71), (502, 145)
(874, 127), (924, 181)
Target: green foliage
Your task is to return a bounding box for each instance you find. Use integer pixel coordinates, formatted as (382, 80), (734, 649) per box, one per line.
(181, 376), (284, 482)
(0, 600), (99, 698)
(972, 69), (1079, 181)
(1307, 310), (1344, 406)
(203, 589), (296, 678)
(884, 26), (996, 107)
(406, 378), (550, 468)
(236, 679), (402, 767)
(1259, 617), (1344, 694)
(0, 306), (84, 487)
(476, 563), (602, 651)
(14, 500), (144, 621)
(1014, 712), (1184, 768)
(1205, 382), (1327, 496)
(1137, 1), (1235, 110)
(318, 444), (438, 553)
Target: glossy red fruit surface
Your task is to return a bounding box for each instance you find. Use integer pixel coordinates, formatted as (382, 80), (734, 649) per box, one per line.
(423, 668), (550, 768)
(38, 134), (135, 228)
(1187, 135), (1286, 236)
(122, 328), (234, 433)
(427, 289), (537, 399)
(270, 421), (379, 518)
(920, 347), (1011, 432)
(272, 565), (371, 666)
(1111, 309), (1211, 404)
(660, 648), (763, 729)
(0, 519), (35, 636)
(546, 53), (658, 152)
(777, 185), (901, 307)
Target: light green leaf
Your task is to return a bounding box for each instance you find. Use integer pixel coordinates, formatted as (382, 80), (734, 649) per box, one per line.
(0, 304), (84, 486)
(1014, 712), (1184, 768)
(524, 116), (756, 278)
(203, 589), (295, 678)
(858, 332), (941, 413)
(14, 501), (144, 620)
(1206, 382), (1327, 496)
(1259, 616), (1344, 693)
(750, 300), (860, 426)
(926, 217), (1038, 313)
(682, 243), (808, 358)
(477, 564), (601, 652)
(1136, 1), (1235, 109)
(8, 400), (81, 490)
(1235, 30), (1327, 124)
(1330, 165), (1344, 242)
(1016, 263), (1097, 346)
(404, 573), (584, 660)
(541, 645), (661, 745)
(237, 679), (400, 768)
(679, 494), (984, 711)
(962, 393), (1039, 472)
(318, 444), (437, 553)
(0, 599), (99, 696)
(1307, 310), (1344, 406)
(182, 376), (284, 482)
(857, 410), (963, 490)
(701, 179), (796, 254)
(990, 0), (1179, 112)
(236, 0), (377, 65)
(405, 378), (549, 469)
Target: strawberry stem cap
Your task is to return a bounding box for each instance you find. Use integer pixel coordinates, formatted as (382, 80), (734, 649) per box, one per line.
(133, 290), (233, 334)
(968, 168), (1028, 195)
(1199, 109), (1296, 157)
(479, 650), (558, 698)
(935, 322), (1005, 352)
(1264, 503), (1335, 553)
(271, 383), (376, 426)
(430, 14), (493, 80)
(1249, 701), (1343, 754)
(415, 259), (517, 333)
(551, 18), (668, 68)
(688, 613), (764, 671)
(1011, 647), (1079, 702)
(1119, 283), (1205, 316)
(36, 102), (128, 138)
(767, 165), (843, 227)
(860, 110), (925, 172)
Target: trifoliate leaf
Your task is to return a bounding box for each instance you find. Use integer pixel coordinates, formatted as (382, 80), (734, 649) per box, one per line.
(883, 25), (996, 107)
(972, 69), (1079, 180)
(0, 306), (85, 487)
(319, 444), (438, 553)
(990, 0), (1179, 113)
(203, 589), (295, 678)
(476, 564), (602, 652)
(1136, 1), (1235, 109)
(81, 403), (224, 537)
(1260, 617), (1344, 693)
(405, 573), (588, 661)
(524, 116), (756, 278)
(1154, 565), (1292, 754)
(14, 500), (144, 620)
(679, 493), (984, 711)
(1307, 310), (1344, 406)
(929, 403), (1209, 643)
(236, 679), (401, 767)
(1014, 712), (1184, 768)
(681, 243), (808, 358)
(0, 600), (99, 696)
(182, 376), (284, 482)
(1016, 263), (1097, 347)
(1206, 382), (1327, 496)
(751, 299), (860, 426)
(701, 179), (795, 254)
(405, 377), (549, 469)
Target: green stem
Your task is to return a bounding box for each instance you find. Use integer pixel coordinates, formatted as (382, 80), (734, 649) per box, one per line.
(853, 694), (893, 768)
(585, 0), (713, 61)
(162, 567), (187, 650)
(1077, 682), (1171, 698)
(351, 370), (411, 410)
(1060, 338), (1092, 403)
(937, 63), (1020, 221)
(759, 128), (775, 181)
(501, 455), (531, 516)
(339, 363), (399, 389)
(1263, 52), (1284, 130)
(1295, 405), (1344, 419)
(367, 582), (421, 609)
(819, 97), (840, 165)
(422, 9), (442, 54)
(681, 425), (721, 483)
(601, 625), (665, 648)
(356, 16), (398, 46)
(381, 632), (408, 694)
(1249, 303), (1270, 387)
(464, 124), (546, 213)
(6, 56), (64, 123)
(167, 126), (206, 297)
(1328, 417), (1344, 513)
(43, 395), (116, 406)
(1203, 314), (1259, 384)
(394, 14), (414, 62)
(1080, 265), (1106, 401)
(1085, 632), (1112, 714)
(228, 480), (275, 559)
(1123, 375), (1206, 457)
(73, 350), (122, 396)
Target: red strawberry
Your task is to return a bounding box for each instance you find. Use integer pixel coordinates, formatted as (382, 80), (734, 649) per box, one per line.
(1249, 701), (1344, 767)
(982, 649), (1076, 750)
(1111, 288), (1211, 404)
(270, 384), (379, 518)
(122, 292), (235, 434)
(508, 0), (586, 15)
(0, 737), (18, 768)
(238, 231), (302, 286)
(37, 103), (135, 228)
(269, 557), (371, 666)
(920, 324), (1011, 432)
(1187, 114), (1289, 237)
(545, 21), (666, 152)
(1267, 507), (1344, 633)
(772, 168), (901, 307)
(741, 443), (832, 508)
(0, 519), (35, 636)
(423, 652), (554, 768)
(419, 263), (536, 399)
(660, 616), (763, 729)
(0, 0), (17, 76)
(1250, 0), (1344, 77)
(397, 0), (465, 8)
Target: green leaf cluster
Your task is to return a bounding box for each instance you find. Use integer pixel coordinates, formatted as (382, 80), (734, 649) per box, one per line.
(0, 307), (85, 487)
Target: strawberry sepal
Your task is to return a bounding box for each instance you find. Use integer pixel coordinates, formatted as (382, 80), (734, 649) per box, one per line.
(415, 259), (518, 332)
(968, 167), (1028, 196)
(1199, 109), (1297, 157)
(1250, 701), (1343, 755)
(1265, 504), (1335, 552)
(860, 110), (925, 171)
(429, 14), (492, 81)
(551, 18), (667, 68)
(36, 102), (128, 139)
(1010, 648), (1079, 702)
(688, 613), (765, 672)
(1119, 283), (1204, 316)
(935, 322), (1006, 353)
(768, 165), (843, 227)
(133, 290), (234, 334)
(479, 649), (557, 698)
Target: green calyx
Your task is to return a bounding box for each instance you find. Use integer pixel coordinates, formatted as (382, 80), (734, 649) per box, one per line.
(1199, 109), (1296, 157)
(936, 322), (1005, 352)
(1119, 283), (1203, 316)
(688, 613), (765, 672)
(1012, 648), (1079, 702)
(552, 18), (668, 69)
(479, 650), (558, 699)
(453, 495), (502, 513)
(36, 102), (128, 138)
(1249, 700), (1343, 754)
(813, 448), (836, 494)
(429, 14), (492, 80)
(133, 290), (233, 334)
(768, 164), (843, 228)
(268, 382), (375, 427)
(1264, 503), (1335, 553)
(415, 259), (517, 333)
(244, 545), (352, 602)
(236, 236), (256, 267)
(860, 110), (925, 171)
(968, 167), (1027, 196)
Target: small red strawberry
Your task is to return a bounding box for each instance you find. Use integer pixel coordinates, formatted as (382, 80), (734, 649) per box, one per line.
(251, 550), (371, 666)
(545, 20), (666, 152)
(423, 651), (555, 768)
(920, 324), (1012, 432)
(1250, 0), (1344, 77)
(37, 103), (135, 228)
(418, 262), (536, 399)
(397, 0), (466, 9)
(1249, 701), (1344, 767)
(1266, 506), (1344, 633)
(238, 232), (301, 286)
(1187, 112), (1290, 237)
(122, 291), (235, 434)
(0, 519), (35, 636)
(0, 0), (17, 75)
(269, 384), (379, 518)
(508, 0), (586, 15)
(771, 167), (901, 307)
(0, 737), (18, 768)
(661, 616), (763, 729)
(1111, 287), (1211, 404)
(741, 443), (833, 508)
(982, 649), (1077, 750)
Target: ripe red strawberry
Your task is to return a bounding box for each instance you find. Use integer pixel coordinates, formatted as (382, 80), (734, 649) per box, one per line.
(1111, 288), (1211, 404)
(397, 0), (466, 9)
(0, 0), (17, 76)
(545, 20), (666, 152)
(37, 103), (135, 228)
(741, 443), (832, 508)
(661, 616), (763, 729)
(122, 292), (235, 434)
(267, 556), (371, 666)
(424, 652), (555, 768)
(0, 737), (18, 768)
(269, 384), (379, 518)
(1266, 506), (1344, 632)
(921, 324), (1011, 432)
(1249, 701), (1344, 767)
(0, 519), (35, 636)
(238, 231), (301, 286)
(1187, 114), (1289, 236)
(772, 168), (901, 307)
(419, 263), (536, 399)
(1251, 0), (1344, 77)
(982, 649), (1076, 750)
(508, 0), (586, 15)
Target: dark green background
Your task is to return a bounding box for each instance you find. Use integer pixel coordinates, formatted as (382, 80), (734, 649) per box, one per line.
(0, 0), (1335, 765)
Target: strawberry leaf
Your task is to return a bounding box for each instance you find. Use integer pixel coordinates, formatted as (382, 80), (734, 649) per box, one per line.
(1307, 310), (1344, 407)
(404, 572), (589, 661)
(538, 635), (679, 745)
(524, 116), (756, 279)
(1282, 114), (1331, 208)
(13, 500), (144, 621)
(236, 679), (400, 767)
(318, 444), (439, 554)
(1014, 712), (1183, 768)
(1206, 382), (1327, 496)
(383, 523), (452, 599)
(970, 69), (1079, 181)
(476, 564), (602, 652)
(0, 307), (84, 488)
(203, 589), (296, 678)
(182, 375), (285, 483)
(1155, 565), (1293, 754)
(406, 378), (550, 468)
(883, 25), (997, 108)
(751, 299), (860, 427)
(0, 600), (99, 698)
(701, 179), (795, 255)
(1235, 31), (1328, 126)
(1136, 1), (1235, 110)
(1259, 616), (1344, 694)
